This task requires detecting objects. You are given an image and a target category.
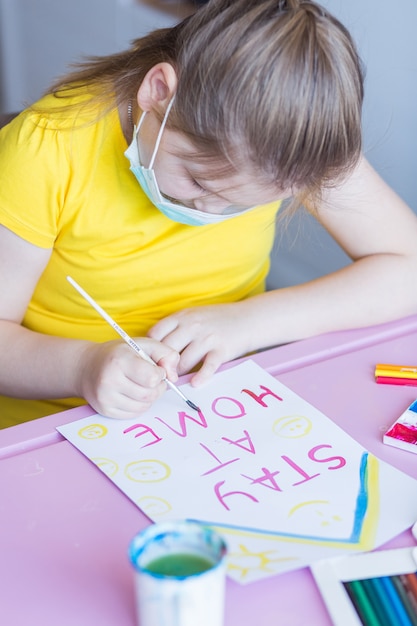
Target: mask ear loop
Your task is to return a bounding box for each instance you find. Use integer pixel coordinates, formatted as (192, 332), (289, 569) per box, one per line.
(148, 96), (176, 169)
(134, 96), (176, 169)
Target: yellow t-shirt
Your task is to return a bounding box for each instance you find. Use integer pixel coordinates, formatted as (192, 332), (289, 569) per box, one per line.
(0, 91), (280, 426)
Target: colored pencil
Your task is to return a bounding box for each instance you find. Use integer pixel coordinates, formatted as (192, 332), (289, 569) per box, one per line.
(390, 575), (417, 626)
(344, 580), (381, 625)
(375, 364), (417, 379)
(66, 276), (200, 413)
(377, 576), (414, 626)
(360, 577), (395, 625)
(400, 574), (417, 614)
(376, 376), (417, 387)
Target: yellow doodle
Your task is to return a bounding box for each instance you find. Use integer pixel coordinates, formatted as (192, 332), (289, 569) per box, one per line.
(273, 415), (312, 438)
(92, 457), (119, 477)
(78, 423), (108, 439)
(227, 544), (297, 580)
(289, 500), (342, 528)
(125, 459), (171, 482)
(137, 496), (172, 516)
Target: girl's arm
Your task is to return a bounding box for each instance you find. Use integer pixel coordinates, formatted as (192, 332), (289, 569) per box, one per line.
(150, 156), (417, 384)
(0, 225), (179, 419)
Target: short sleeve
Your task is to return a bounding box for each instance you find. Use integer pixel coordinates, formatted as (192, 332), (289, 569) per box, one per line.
(0, 109), (71, 248)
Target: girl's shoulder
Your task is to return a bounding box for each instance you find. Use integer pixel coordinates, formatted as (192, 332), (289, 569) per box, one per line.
(26, 86), (112, 131)
(0, 87), (121, 162)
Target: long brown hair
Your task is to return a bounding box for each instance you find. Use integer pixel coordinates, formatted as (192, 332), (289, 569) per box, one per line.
(46, 0), (364, 203)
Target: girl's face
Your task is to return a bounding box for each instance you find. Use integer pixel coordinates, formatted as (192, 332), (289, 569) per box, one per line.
(137, 111), (289, 214)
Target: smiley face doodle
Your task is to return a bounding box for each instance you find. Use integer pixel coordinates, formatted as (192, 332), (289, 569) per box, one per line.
(78, 423), (108, 439)
(288, 500), (344, 537)
(125, 459), (171, 482)
(92, 457), (119, 477)
(137, 496), (172, 516)
(273, 415), (312, 438)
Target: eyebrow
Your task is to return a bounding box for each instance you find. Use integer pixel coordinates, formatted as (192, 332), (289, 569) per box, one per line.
(165, 140), (284, 202)
(166, 140), (240, 180)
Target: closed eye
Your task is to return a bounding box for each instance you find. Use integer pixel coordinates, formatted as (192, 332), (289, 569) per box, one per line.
(191, 179), (207, 192)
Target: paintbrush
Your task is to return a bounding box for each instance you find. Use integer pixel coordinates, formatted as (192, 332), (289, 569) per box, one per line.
(66, 275), (200, 413)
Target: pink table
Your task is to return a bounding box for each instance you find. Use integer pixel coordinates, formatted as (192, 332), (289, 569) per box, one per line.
(1, 315), (417, 625)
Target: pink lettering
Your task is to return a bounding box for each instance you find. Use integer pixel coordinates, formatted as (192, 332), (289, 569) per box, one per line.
(308, 444), (346, 469)
(200, 444), (239, 476)
(282, 455), (320, 485)
(221, 429), (256, 454)
(241, 385), (283, 407)
(155, 409), (207, 438)
(122, 423), (162, 448)
(214, 480), (259, 511)
(211, 396), (246, 419)
(241, 467), (283, 491)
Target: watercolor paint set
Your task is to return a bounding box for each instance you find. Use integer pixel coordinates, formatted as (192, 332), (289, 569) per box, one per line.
(383, 399), (417, 455)
(311, 545), (417, 626)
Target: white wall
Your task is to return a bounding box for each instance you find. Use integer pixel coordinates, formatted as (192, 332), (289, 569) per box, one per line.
(0, 0), (179, 112)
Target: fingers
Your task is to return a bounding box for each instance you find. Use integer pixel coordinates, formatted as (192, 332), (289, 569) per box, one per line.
(138, 337), (180, 382)
(149, 315), (209, 368)
(189, 351), (223, 386)
(88, 352), (166, 418)
(78, 338), (180, 420)
(148, 304), (249, 388)
(148, 308), (238, 384)
(148, 315), (179, 342)
(90, 382), (166, 419)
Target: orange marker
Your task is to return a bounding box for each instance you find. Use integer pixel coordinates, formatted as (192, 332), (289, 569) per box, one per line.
(375, 364), (417, 380)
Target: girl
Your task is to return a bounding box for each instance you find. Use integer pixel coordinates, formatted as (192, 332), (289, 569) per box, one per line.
(1, 0), (416, 427)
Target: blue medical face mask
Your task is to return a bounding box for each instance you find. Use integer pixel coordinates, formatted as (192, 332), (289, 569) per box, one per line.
(124, 99), (254, 226)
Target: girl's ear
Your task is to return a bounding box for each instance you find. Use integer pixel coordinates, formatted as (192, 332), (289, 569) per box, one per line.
(136, 62), (178, 112)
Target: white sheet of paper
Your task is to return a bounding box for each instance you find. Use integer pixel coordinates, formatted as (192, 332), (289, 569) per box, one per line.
(57, 360), (417, 584)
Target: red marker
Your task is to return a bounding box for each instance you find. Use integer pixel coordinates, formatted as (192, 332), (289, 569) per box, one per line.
(376, 376), (417, 387)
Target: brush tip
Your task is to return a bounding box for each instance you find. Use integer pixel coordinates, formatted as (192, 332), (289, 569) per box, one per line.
(186, 399), (201, 412)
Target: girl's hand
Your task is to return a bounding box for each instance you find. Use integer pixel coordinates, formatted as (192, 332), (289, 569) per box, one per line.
(148, 302), (256, 386)
(76, 337), (179, 419)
